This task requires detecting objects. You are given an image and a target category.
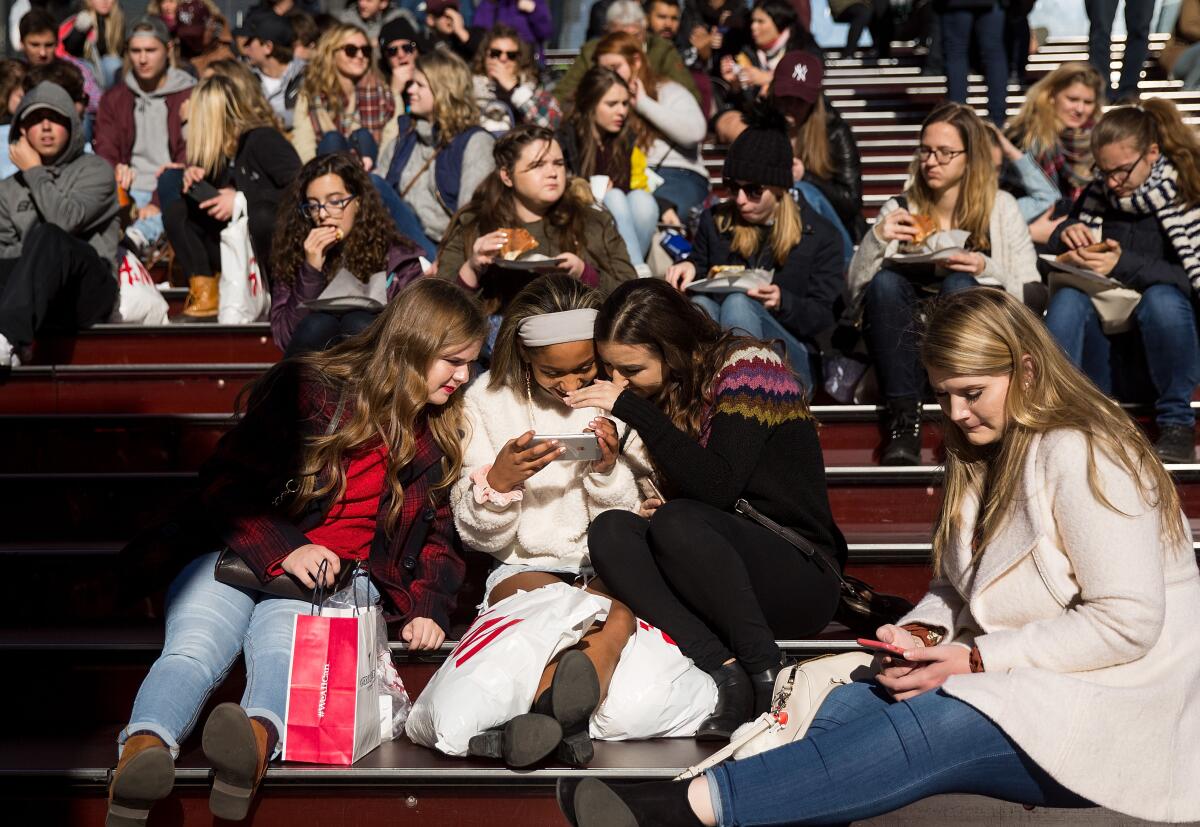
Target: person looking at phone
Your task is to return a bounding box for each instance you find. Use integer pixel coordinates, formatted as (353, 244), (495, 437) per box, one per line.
(664, 106), (842, 393)
(268, 153), (427, 355)
(105, 279), (485, 825)
(573, 278), (846, 742)
(449, 273), (646, 769)
(847, 102), (1038, 466)
(162, 74), (299, 319)
(561, 285), (1200, 827)
(1043, 99), (1200, 464)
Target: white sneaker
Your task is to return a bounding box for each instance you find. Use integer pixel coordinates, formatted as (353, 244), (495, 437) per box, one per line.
(0, 333), (16, 367)
(634, 263), (653, 279)
(124, 226), (149, 256)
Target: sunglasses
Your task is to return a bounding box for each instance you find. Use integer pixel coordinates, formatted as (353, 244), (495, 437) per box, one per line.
(723, 179), (765, 199)
(339, 43), (373, 59)
(488, 48), (519, 61)
(385, 41), (417, 57)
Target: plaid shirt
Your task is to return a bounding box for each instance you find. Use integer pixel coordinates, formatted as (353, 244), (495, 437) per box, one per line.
(200, 363), (465, 632)
(308, 73), (395, 144)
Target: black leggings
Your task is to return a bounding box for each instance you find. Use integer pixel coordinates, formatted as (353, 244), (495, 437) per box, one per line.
(836, 0), (893, 56)
(588, 499), (841, 674)
(162, 192), (279, 279)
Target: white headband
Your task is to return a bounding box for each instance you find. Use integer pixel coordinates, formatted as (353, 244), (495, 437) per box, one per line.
(518, 309), (599, 347)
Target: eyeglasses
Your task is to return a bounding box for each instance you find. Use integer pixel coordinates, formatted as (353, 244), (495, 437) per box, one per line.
(385, 41), (417, 57)
(488, 48), (519, 61)
(1092, 151), (1146, 186)
(723, 179), (765, 199)
(300, 194), (357, 220)
(338, 43), (373, 60)
(916, 147), (966, 164)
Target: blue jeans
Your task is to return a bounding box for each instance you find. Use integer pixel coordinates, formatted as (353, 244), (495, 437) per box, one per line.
(128, 188), (165, 246)
(942, 5), (1009, 125)
(796, 181), (854, 269)
(155, 167), (185, 213)
(707, 681), (1092, 824)
(118, 552), (310, 760)
(604, 188), (658, 265)
(691, 292), (817, 394)
(863, 269), (979, 400)
(1086, 0), (1155, 100)
(99, 54), (123, 89)
(370, 174), (437, 258)
(317, 128), (380, 164)
(654, 167), (710, 223)
(1045, 284), (1199, 427)
(1171, 42), (1200, 91)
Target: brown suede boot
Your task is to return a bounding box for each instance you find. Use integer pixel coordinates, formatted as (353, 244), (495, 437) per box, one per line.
(181, 275), (219, 319)
(107, 733), (174, 827)
(202, 703), (272, 821)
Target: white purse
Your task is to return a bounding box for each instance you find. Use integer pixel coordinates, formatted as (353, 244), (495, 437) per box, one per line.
(675, 652), (876, 780)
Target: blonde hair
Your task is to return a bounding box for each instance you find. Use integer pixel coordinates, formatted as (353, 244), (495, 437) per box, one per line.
(85, 0), (126, 60)
(789, 96), (831, 180)
(906, 102), (995, 253)
(201, 58), (281, 128)
(921, 288), (1186, 576)
(713, 187), (802, 266)
(1091, 98), (1200, 208)
(301, 23), (378, 124)
(186, 74), (280, 176)
(414, 49), (480, 145)
(1005, 62), (1104, 155)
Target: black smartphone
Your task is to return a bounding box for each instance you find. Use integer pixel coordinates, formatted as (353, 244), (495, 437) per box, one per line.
(186, 179), (220, 203)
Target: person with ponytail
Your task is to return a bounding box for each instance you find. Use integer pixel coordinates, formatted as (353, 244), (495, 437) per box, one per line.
(106, 280), (486, 826)
(560, 285), (1200, 827)
(1044, 99), (1200, 464)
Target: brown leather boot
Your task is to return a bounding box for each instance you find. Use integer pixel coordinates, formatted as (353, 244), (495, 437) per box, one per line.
(202, 703), (272, 821)
(107, 733), (174, 827)
(181, 275), (219, 319)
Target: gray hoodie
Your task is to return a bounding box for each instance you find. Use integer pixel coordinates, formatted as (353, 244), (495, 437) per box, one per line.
(128, 67), (195, 193)
(0, 82), (120, 273)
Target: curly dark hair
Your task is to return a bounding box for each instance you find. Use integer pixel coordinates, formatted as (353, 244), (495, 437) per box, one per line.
(271, 153), (412, 286)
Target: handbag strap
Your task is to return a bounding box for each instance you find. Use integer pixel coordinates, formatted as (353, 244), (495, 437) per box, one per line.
(734, 499), (848, 588)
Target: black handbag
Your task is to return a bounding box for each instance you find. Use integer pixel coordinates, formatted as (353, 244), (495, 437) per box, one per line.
(733, 499), (914, 635)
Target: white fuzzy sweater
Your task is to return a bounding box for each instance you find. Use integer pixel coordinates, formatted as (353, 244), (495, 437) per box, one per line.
(451, 375), (646, 569)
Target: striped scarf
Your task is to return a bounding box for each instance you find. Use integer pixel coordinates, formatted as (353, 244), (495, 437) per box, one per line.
(1077, 156), (1200, 294)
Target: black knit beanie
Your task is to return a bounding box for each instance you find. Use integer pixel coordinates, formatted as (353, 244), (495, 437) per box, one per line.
(723, 105), (794, 190)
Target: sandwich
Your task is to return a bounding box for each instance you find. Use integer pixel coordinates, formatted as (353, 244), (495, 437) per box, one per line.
(498, 227), (539, 261)
(1057, 242), (1107, 261)
(708, 265), (746, 277)
(909, 214), (937, 246)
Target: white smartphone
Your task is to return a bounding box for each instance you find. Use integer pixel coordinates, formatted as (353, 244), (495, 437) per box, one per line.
(530, 433), (602, 462)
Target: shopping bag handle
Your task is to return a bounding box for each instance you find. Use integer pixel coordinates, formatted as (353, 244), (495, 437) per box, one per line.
(309, 559), (332, 615)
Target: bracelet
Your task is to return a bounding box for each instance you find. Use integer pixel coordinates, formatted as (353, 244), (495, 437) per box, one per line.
(900, 623), (945, 648)
(470, 465), (523, 507)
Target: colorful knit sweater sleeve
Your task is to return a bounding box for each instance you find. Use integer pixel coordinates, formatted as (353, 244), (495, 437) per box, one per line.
(612, 345), (810, 510)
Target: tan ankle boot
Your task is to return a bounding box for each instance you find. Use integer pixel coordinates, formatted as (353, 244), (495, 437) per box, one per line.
(107, 733), (174, 827)
(202, 703), (272, 821)
(182, 275), (219, 318)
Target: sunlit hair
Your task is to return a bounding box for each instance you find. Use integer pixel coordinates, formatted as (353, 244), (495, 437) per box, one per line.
(242, 279), (488, 534)
(471, 24), (537, 86)
(1005, 62), (1103, 155)
(271, 153), (410, 286)
(186, 74), (280, 176)
(1090, 98), (1200, 207)
(595, 279), (805, 440)
(442, 125), (592, 271)
(713, 187), (802, 266)
(906, 102), (995, 253)
(413, 48), (480, 143)
(488, 274), (601, 392)
(594, 30), (659, 151)
(84, 0), (126, 60)
(201, 58), (282, 129)
(301, 23), (378, 125)
(786, 95), (831, 180)
(921, 288), (1186, 575)
(565, 65), (636, 181)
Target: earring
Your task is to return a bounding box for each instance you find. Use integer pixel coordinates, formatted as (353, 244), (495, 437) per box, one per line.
(525, 367), (532, 401)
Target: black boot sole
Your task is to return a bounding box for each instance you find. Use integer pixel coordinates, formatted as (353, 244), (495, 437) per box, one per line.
(574, 777), (640, 827)
(556, 729), (594, 766)
(551, 650), (601, 728)
(556, 777), (582, 827)
(201, 703), (261, 822)
(467, 713), (562, 768)
(107, 747), (175, 827)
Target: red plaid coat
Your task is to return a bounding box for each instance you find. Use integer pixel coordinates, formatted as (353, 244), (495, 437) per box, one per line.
(200, 363), (465, 632)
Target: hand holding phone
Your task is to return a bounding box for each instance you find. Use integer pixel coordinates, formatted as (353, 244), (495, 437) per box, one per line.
(857, 638), (911, 660)
(529, 433), (602, 462)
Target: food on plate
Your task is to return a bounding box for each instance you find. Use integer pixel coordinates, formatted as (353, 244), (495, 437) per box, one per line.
(708, 265), (746, 277)
(498, 227), (539, 260)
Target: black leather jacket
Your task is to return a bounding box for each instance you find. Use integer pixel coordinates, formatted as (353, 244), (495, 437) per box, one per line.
(802, 99), (867, 242)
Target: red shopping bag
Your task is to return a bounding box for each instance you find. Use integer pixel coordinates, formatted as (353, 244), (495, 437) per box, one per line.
(282, 609), (381, 765)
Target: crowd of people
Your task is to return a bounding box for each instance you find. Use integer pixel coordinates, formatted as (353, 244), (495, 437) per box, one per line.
(1, 3), (1199, 824)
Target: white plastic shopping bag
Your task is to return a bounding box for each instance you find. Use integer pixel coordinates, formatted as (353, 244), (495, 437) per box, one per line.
(405, 582), (607, 756)
(218, 192), (268, 323)
(109, 250), (169, 325)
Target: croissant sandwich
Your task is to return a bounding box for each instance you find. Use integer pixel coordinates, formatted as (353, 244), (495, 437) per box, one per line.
(498, 228), (539, 261)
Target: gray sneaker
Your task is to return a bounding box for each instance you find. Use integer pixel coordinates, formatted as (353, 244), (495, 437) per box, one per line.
(1155, 425), (1195, 464)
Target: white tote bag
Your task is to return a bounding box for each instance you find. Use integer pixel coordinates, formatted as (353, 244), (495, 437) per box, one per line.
(109, 250), (169, 325)
(218, 192), (269, 324)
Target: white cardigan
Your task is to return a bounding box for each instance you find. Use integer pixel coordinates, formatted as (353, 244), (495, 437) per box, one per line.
(846, 190), (1040, 311)
(899, 429), (1200, 822)
(450, 375), (646, 569)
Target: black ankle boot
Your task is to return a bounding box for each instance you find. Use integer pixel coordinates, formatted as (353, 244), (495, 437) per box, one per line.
(695, 661), (752, 741)
(534, 650), (600, 766)
(558, 777), (705, 827)
(749, 662), (784, 717)
(466, 713), (562, 768)
(881, 398), (922, 466)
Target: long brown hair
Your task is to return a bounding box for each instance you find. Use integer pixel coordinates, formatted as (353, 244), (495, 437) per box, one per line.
(256, 279), (487, 533)
(488, 274), (601, 391)
(788, 95), (831, 180)
(1090, 99), (1200, 208)
(594, 30), (659, 151)
(1005, 62), (1103, 156)
(713, 188), (803, 266)
(565, 65), (636, 183)
(271, 153), (412, 285)
(906, 102), (996, 253)
(471, 23), (537, 86)
(922, 289), (1186, 576)
(595, 279), (807, 440)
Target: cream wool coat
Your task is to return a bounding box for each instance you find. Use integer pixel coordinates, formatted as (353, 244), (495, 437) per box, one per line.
(451, 375), (646, 569)
(898, 428), (1200, 823)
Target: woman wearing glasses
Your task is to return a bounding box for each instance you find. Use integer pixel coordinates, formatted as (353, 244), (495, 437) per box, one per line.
(664, 107), (844, 393)
(847, 102), (1038, 466)
(291, 23), (395, 165)
(471, 24), (562, 134)
(163, 74), (300, 319)
(1044, 99), (1200, 464)
(268, 153), (428, 356)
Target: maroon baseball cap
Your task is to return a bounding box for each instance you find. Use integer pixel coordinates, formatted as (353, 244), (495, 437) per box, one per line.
(426, 0), (460, 16)
(772, 51), (823, 104)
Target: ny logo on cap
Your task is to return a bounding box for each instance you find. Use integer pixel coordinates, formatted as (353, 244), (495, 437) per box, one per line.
(793, 63), (808, 82)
